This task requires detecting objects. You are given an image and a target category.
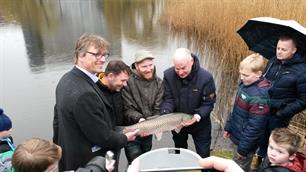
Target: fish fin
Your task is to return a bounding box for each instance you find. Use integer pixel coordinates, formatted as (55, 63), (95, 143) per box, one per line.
(174, 127), (182, 133)
(154, 133), (163, 141)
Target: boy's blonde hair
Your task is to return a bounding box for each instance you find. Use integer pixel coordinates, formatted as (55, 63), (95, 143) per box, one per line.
(270, 128), (301, 155)
(12, 138), (62, 172)
(239, 53), (266, 72)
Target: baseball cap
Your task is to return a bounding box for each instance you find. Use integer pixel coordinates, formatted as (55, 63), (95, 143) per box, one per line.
(134, 50), (154, 63)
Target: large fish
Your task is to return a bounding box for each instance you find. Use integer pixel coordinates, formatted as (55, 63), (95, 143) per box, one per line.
(122, 113), (193, 140)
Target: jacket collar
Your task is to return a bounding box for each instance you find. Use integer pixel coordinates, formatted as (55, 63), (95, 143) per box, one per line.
(72, 67), (112, 108)
(272, 52), (306, 65)
(75, 65), (99, 83)
(180, 53), (200, 82)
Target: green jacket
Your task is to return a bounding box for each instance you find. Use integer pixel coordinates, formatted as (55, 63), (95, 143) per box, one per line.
(122, 68), (164, 125)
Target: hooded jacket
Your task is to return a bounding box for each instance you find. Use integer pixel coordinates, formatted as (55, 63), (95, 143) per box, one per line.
(258, 152), (306, 172)
(122, 65), (164, 125)
(161, 54), (216, 123)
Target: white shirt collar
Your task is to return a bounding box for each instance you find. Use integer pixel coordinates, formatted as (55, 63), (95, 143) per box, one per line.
(75, 65), (99, 83)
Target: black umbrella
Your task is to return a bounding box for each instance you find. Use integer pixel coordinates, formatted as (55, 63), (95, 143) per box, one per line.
(237, 17), (306, 59)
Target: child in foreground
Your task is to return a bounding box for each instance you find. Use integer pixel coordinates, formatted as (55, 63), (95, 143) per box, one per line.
(12, 138), (115, 172)
(258, 128), (305, 172)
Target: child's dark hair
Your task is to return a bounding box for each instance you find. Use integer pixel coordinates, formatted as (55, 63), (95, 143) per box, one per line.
(104, 60), (131, 76)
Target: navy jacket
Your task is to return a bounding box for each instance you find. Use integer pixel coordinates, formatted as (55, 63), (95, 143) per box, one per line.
(161, 54), (216, 127)
(264, 53), (306, 121)
(224, 78), (271, 156)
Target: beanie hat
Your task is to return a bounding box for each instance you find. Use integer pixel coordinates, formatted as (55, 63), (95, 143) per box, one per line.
(0, 108), (12, 132)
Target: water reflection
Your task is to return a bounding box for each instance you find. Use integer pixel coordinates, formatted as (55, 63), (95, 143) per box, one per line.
(0, 0), (234, 152)
(0, 0), (179, 143)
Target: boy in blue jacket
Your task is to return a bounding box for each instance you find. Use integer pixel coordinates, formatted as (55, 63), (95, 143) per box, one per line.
(224, 53), (271, 172)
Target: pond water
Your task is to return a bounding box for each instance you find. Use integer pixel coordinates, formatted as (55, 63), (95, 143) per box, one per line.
(0, 0), (234, 167)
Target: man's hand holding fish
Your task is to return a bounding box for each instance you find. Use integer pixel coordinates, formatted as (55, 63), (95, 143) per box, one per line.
(181, 114), (201, 127)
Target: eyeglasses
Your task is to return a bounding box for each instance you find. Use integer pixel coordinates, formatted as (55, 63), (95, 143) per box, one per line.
(87, 51), (110, 59)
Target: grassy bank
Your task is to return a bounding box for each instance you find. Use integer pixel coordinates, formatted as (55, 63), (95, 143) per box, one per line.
(162, 0), (306, 153)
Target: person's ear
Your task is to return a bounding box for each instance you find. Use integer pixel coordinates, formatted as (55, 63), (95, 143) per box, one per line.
(256, 71), (262, 78)
(292, 47), (297, 54)
(288, 153), (296, 161)
(135, 63), (139, 70)
(108, 73), (114, 81)
(191, 57), (194, 64)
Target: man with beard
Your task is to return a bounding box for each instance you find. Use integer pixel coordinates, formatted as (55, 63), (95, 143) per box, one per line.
(121, 50), (164, 164)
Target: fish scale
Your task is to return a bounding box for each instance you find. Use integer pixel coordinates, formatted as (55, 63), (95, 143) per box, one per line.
(123, 113), (192, 136)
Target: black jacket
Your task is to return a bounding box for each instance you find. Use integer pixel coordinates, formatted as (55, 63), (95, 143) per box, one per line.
(161, 54), (216, 127)
(76, 156), (107, 172)
(53, 67), (127, 171)
(264, 53), (306, 122)
(96, 78), (124, 126)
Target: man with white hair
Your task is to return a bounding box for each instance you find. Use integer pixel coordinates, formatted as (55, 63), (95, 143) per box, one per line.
(161, 48), (216, 158)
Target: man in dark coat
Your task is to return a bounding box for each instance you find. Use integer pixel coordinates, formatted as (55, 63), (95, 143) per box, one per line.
(96, 60), (131, 170)
(255, 35), (306, 166)
(53, 34), (137, 171)
(161, 48), (216, 158)
(264, 36), (306, 128)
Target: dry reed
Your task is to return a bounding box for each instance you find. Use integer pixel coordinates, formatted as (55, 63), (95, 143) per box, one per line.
(162, 0), (306, 153)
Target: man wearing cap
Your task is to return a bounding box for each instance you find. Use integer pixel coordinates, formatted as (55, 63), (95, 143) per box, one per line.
(161, 48), (216, 158)
(122, 50), (164, 164)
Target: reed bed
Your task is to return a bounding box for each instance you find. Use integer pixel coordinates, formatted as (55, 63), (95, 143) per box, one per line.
(162, 0), (306, 152)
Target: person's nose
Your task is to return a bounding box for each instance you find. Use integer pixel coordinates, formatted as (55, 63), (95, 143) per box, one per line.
(240, 75), (244, 81)
(145, 66), (152, 72)
(178, 70), (184, 76)
(270, 150), (276, 157)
